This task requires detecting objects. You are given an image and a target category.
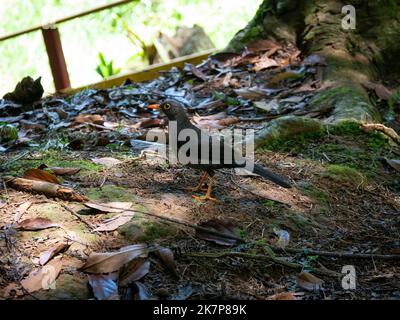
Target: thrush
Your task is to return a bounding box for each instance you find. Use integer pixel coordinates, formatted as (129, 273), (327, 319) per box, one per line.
(149, 100), (291, 201)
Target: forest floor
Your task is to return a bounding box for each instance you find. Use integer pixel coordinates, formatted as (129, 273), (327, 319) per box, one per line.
(0, 41), (399, 300)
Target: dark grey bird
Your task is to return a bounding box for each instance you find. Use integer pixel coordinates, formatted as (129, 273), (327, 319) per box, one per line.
(149, 100), (291, 201)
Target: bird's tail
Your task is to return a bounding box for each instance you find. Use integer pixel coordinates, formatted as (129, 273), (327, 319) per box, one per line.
(252, 163), (291, 188)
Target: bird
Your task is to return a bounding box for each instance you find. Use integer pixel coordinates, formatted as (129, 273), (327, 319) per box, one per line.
(148, 100), (291, 201)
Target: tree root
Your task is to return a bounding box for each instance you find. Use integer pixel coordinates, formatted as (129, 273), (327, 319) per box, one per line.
(360, 123), (400, 145)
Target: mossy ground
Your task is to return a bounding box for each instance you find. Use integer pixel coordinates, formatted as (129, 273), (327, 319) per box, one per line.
(258, 121), (397, 181)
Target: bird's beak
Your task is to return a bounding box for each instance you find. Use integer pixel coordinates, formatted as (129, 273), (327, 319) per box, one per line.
(148, 104), (160, 110)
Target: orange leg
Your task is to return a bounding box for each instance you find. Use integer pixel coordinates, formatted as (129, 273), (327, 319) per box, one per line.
(192, 175), (219, 202)
(187, 171), (209, 192)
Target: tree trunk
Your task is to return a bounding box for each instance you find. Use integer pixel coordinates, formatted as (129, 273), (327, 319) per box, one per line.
(226, 0), (400, 124)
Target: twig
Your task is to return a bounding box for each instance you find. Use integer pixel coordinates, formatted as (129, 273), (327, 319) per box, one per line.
(86, 201), (245, 243)
(270, 246), (400, 260)
(87, 202), (400, 261)
(187, 251), (340, 278)
(59, 203), (94, 230)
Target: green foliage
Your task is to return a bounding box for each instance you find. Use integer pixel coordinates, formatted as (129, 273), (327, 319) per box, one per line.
(95, 52), (121, 79)
(0, 0), (262, 95)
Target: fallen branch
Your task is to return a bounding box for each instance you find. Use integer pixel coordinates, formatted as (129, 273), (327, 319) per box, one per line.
(187, 251), (340, 278)
(3, 176), (88, 202)
(85, 201), (245, 243)
(92, 202), (400, 261)
(360, 123), (400, 145)
(269, 246), (400, 260)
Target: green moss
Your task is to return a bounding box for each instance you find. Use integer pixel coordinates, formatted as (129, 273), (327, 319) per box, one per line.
(328, 121), (362, 136)
(299, 183), (328, 204)
(324, 164), (364, 184)
(367, 132), (389, 150)
(137, 221), (178, 242)
(84, 185), (136, 203)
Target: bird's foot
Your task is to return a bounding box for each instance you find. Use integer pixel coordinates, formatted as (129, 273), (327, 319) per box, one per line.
(192, 194), (219, 202)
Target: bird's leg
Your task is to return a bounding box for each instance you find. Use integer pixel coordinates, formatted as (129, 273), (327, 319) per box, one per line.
(192, 175), (219, 202)
(186, 171), (208, 192)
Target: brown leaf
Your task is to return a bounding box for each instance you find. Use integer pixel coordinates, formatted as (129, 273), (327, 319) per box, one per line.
(153, 246), (178, 278)
(91, 157), (122, 168)
(384, 158), (400, 172)
(296, 272), (324, 291)
(138, 118), (161, 129)
(39, 243), (70, 265)
(246, 39), (281, 53)
(24, 168), (60, 184)
(74, 114), (104, 125)
(186, 63), (208, 81)
(363, 82), (392, 100)
(118, 258), (150, 286)
(88, 274), (120, 300)
(196, 219), (238, 246)
(16, 217), (59, 231)
(13, 201), (32, 223)
(93, 212), (135, 232)
(48, 167), (81, 176)
(84, 202), (133, 213)
(265, 292), (299, 300)
(252, 56), (279, 72)
(80, 244), (148, 274)
(21, 256), (63, 293)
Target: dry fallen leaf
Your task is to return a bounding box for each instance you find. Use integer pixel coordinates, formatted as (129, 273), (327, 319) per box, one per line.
(252, 56), (279, 72)
(196, 219), (238, 246)
(296, 272), (324, 291)
(91, 157), (122, 168)
(24, 168), (60, 184)
(74, 114), (104, 125)
(80, 244), (148, 274)
(21, 256), (63, 293)
(247, 39), (281, 53)
(363, 82), (392, 100)
(39, 243), (70, 265)
(118, 258), (150, 286)
(13, 201), (32, 223)
(84, 202), (133, 213)
(88, 274), (120, 300)
(153, 246), (178, 278)
(93, 212), (135, 232)
(15, 217), (59, 231)
(46, 166), (81, 176)
(265, 292), (299, 300)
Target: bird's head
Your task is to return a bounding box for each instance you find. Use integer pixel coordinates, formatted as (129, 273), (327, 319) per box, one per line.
(148, 100), (188, 122)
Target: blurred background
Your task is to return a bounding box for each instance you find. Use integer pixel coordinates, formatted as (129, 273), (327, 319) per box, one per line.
(0, 0), (262, 96)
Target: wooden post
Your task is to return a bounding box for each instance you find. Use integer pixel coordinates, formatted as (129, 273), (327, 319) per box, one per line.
(41, 25), (71, 91)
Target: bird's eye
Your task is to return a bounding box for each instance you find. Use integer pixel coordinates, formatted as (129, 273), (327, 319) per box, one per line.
(164, 103), (171, 110)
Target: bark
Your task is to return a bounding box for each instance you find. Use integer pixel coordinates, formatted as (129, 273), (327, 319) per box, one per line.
(226, 0), (400, 126)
